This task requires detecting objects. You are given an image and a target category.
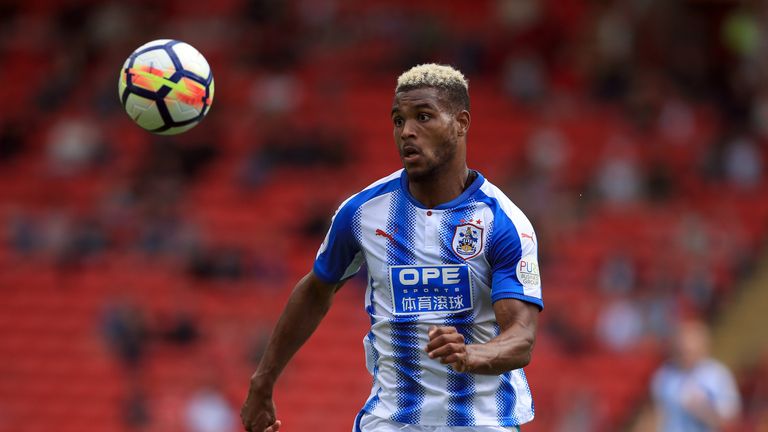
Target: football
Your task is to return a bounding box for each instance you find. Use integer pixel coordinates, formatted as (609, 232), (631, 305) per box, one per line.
(118, 39), (214, 135)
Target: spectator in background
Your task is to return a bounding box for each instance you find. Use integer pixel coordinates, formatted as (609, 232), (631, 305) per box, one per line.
(159, 308), (200, 347)
(0, 120), (26, 162)
(7, 210), (40, 255)
(184, 384), (237, 432)
(595, 134), (643, 204)
(122, 383), (150, 431)
(598, 251), (636, 295)
(502, 53), (547, 104)
(651, 320), (741, 431)
(723, 135), (763, 189)
(101, 297), (150, 371)
(595, 293), (644, 352)
(45, 115), (108, 176)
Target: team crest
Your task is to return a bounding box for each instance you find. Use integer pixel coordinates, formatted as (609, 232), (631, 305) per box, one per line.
(452, 223), (483, 260)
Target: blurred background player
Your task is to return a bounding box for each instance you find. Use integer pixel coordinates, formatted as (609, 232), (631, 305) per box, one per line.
(240, 64), (543, 432)
(651, 320), (741, 431)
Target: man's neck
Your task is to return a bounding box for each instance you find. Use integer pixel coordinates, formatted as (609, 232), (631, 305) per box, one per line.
(408, 167), (473, 209)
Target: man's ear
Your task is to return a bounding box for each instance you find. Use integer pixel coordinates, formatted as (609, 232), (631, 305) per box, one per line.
(456, 110), (470, 137)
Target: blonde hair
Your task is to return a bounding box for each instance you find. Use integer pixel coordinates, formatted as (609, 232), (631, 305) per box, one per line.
(396, 63), (468, 91)
(396, 63), (470, 111)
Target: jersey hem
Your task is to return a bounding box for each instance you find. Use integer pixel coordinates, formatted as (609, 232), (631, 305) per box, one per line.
(490, 292), (544, 311)
(312, 263), (341, 284)
(360, 410), (535, 427)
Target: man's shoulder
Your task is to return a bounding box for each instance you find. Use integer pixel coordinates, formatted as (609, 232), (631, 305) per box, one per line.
(695, 358), (735, 380)
(476, 176), (534, 234)
(335, 169), (403, 215)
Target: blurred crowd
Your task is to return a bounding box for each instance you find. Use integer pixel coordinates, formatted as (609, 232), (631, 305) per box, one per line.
(1, 0), (768, 431)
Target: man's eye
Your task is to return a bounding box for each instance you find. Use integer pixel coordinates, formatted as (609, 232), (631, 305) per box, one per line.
(418, 113), (431, 121)
(393, 117), (404, 127)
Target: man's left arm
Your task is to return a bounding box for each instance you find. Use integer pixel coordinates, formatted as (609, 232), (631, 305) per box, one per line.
(425, 298), (539, 374)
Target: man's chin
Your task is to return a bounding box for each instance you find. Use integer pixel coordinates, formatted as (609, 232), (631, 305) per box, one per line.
(403, 164), (433, 181)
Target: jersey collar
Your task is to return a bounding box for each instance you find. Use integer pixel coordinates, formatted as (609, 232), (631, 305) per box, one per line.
(399, 169), (485, 210)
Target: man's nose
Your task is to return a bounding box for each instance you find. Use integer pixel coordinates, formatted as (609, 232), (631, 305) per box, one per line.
(400, 119), (417, 140)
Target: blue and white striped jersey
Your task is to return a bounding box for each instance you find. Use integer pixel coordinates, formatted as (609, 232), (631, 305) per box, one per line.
(651, 359), (741, 432)
(313, 169), (543, 427)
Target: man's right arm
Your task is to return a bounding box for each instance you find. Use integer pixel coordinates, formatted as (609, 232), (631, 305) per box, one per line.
(240, 271), (344, 432)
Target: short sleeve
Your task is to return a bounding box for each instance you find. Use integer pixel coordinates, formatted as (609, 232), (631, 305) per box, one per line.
(707, 362), (741, 421)
(312, 201), (364, 284)
(487, 212), (543, 310)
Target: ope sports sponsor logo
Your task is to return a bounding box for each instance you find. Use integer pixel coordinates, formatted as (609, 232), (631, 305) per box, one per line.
(389, 265), (473, 315)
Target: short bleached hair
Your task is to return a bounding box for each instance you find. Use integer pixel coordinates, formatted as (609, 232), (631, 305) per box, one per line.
(395, 63), (470, 112)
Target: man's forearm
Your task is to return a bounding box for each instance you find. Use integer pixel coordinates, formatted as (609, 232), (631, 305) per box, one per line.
(465, 326), (535, 375)
(250, 273), (337, 390)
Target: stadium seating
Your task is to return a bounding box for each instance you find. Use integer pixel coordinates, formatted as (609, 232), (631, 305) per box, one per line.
(1, 1), (767, 431)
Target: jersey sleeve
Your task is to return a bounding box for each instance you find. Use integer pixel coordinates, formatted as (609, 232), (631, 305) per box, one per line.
(707, 362), (742, 421)
(487, 212), (544, 310)
(312, 200), (364, 284)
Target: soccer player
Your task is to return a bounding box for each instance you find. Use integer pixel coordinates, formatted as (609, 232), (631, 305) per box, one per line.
(651, 320), (741, 431)
(240, 64), (543, 432)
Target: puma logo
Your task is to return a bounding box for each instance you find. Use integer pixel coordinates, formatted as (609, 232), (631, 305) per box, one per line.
(521, 232), (536, 244)
(375, 228), (396, 242)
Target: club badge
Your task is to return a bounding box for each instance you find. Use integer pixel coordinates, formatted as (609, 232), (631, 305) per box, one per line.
(452, 223), (483, 260)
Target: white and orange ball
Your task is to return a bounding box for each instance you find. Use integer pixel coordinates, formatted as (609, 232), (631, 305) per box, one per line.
(118, 39), (214, 135)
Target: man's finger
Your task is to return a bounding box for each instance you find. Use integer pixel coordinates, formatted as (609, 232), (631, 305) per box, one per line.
(428, 342), (460, 358)
(428, 326), (457, 339)
(426, 333), (464, 352)
(440, 353), (465, 364)
(450, 358), (469, 372)
(428, 325), (438, 337)
(428, 342), (465, 359)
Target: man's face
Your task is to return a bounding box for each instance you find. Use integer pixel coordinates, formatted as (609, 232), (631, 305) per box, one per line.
(391, 87), (464, 180)
(673, 321), (709, 369)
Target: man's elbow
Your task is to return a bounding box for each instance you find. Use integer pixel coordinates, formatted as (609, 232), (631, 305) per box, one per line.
(510, 334), (535, 369)
(515, 352), (532, 369)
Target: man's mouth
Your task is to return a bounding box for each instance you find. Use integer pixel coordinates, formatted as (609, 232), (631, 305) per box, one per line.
(402, 145), (421, 161)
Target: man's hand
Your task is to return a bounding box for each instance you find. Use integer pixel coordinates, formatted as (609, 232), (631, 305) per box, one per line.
(425, 300), (539, 375)
(681, 383), (723, 428)
(425, 326), (473, 372)
(240, 381), (281, 432)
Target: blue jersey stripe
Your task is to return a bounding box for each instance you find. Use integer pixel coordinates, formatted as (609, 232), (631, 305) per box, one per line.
(387, 190), (424, 424)
(496, 372), (518, 426)
(362, 275), (381, 413)
(439, 203), (477, 426)
(353, 410), (364, 432)
(492, 324), (520, 425)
